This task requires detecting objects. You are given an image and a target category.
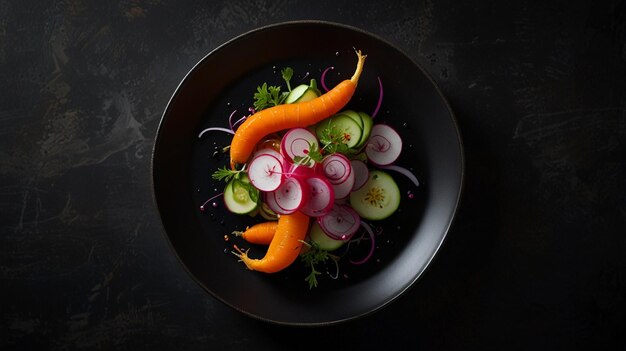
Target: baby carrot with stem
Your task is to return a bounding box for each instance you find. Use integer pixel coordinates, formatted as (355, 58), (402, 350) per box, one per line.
(232, 221), (278, 245)
(230, 49), (367, 168)
(233, 211), (310, 273)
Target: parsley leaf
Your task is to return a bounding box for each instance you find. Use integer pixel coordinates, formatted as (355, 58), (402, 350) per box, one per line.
(300, 241), (330, 289)
(212, 166), (243, 183)
(319, 122), (352, 155)
(253, 83), (282, 111)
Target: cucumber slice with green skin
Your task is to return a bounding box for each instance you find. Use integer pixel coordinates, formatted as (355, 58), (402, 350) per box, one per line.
(315, 114), (363, 149)
(355, 112), (374, 149)
(223, 176), (259, 215)
(349, 170), (400, 220)
(285, 80), (321, 104)
(341, 110), (364, 129)
(309, 222), (345, 251)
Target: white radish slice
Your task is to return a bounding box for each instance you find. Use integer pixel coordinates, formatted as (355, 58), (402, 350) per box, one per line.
(247, 154), (284, 192)
(317, 204), (361, 241)
(252, 147), (283, 162)
(331, 166), (355, 200)
(274, 176), (309, 212)
(350, 159), (369, 191)
(280, 128), (319, 164)
(300, 177), (335, 217)
(365, 124), (402, 166)
(322, 153), (352, 185)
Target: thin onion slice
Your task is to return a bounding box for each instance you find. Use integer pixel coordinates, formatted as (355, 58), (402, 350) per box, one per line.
(378, 164), (420, 187)
(371, 77), (383, 118)
(349, 222), (376, 265)
(320, 66), (334, 92)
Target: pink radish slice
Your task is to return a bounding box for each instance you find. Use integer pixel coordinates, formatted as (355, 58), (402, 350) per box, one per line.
(317, 204), (361, 241)
(322, 153), (352, 185)
(274, 176), (309, 212)
(264, 191), (296, 215)
(247, 154), (284, 192)
(331, 166), (355, 200)
(350, 159), (369, 191)
(365, 124), (402, 166)
(280, 128), (319, 163)
(300, 177), (335, 217)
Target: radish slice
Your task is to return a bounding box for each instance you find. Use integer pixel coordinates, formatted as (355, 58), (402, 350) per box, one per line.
(365, 124), (402, 166)
(317, 204), (361, 241)
(300, 177), (335, 217)
(286, 162), (317, 180)
(247, 154), (284, 192)
(322, 153), (352, 185)
(350, 159), (369, 191)
(274, 176), (309, 212)
(280, 128), (319, 164)
(252, 147), (283, 162)
(264, 191), (296, 215)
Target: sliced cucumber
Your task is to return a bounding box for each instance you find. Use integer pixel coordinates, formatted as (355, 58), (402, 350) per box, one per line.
(349, 170), (400, 220)
(315, 114), (363, 149)
(284, 79), (321, 104)
(309, 222), (345, 251)
(223, 175), (259, 215)
(341, 110), (364, 129)
(356, 112), (373, 149)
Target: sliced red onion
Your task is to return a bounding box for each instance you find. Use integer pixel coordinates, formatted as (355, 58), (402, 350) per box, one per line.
(198, 127), (234, 138)
(331, 166), (355, 200)
(317, 204), (360, 241)
(320, 66), (334, 92)
(350, 222), (376, 265)
(322, 153), (352, 185)
(227, 110), (238, 130)
(378, 164), (420, 187)
(371, 77), (383, 118)
(350, 159), (369, 191)
(264, 191), (296, 215)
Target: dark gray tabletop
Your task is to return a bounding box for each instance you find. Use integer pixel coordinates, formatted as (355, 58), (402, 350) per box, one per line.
(2, 0), (625, 349)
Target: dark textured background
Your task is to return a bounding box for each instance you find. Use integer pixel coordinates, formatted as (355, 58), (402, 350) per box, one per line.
(2, 0), (625, 349)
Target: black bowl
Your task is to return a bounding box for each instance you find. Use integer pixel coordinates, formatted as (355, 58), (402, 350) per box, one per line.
(152, 21), (463, 326)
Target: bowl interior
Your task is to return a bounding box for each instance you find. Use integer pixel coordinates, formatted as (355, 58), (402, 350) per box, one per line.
(152, 21), (463, 325)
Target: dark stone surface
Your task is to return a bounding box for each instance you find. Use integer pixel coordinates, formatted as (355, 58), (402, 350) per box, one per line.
(1, 0), (625, 349)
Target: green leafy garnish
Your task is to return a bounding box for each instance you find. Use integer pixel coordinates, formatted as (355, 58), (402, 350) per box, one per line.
(212, 166), (244, 183)
(253, 83), (282, 111)
(300, 241), (330, 289)
(252, 67), (294, 111)
(292, 141), (324, 166)
(281, 67), (293, 92)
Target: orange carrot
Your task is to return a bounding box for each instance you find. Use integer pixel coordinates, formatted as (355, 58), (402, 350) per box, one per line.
(233, 211), (310, 273)
(233, 221), (278, 245)
(230, 50), (367, 168)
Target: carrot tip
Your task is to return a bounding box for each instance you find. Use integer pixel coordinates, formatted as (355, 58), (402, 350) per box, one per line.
(351, 49), (367, 84)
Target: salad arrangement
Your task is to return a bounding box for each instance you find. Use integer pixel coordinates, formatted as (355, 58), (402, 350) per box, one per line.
(199, 50), (419, 288)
